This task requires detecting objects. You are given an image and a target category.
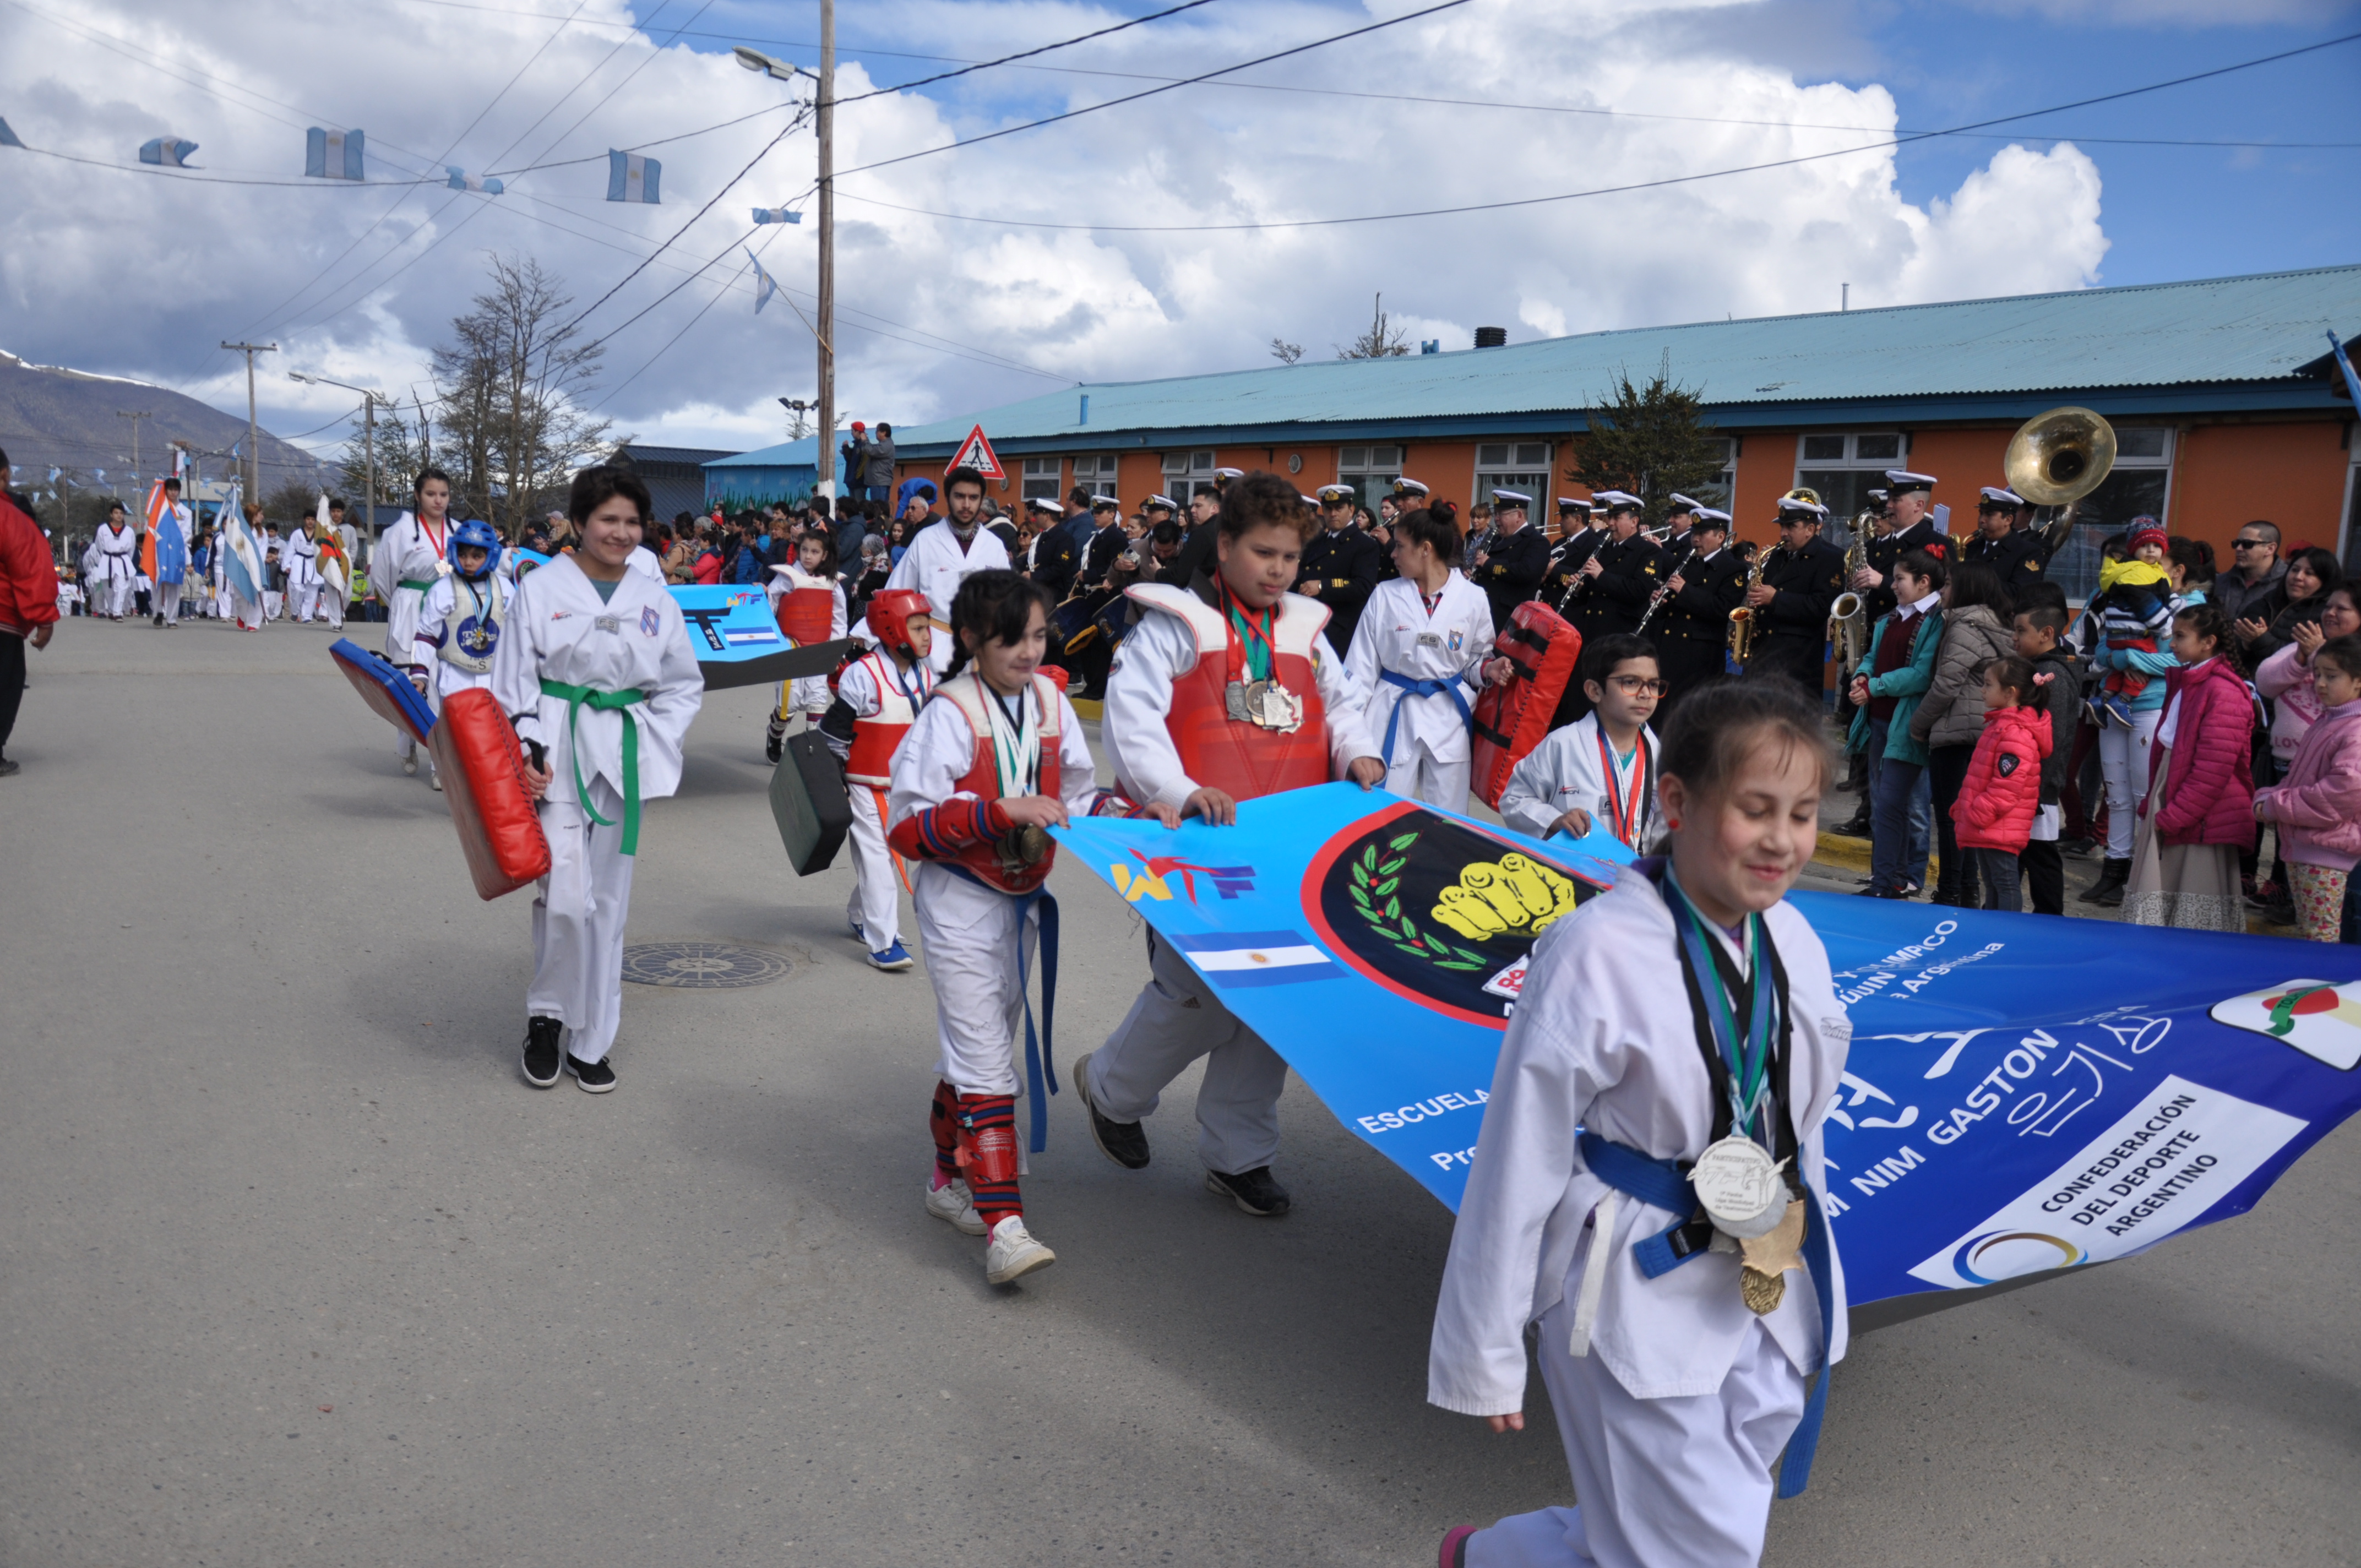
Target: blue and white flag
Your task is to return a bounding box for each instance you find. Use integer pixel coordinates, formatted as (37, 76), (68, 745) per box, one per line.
(304, 127), (365, 180)
(2329, 330), (2361, 412)
(607, 149), (661, 203)
(752, 206), (802, 225)
(1053, 785), (2361, 1319)
(745, 247), (777, 314)
(447, 165), (505, 194)
(0, 118), (23, 149)
(139, 135), (198, 167)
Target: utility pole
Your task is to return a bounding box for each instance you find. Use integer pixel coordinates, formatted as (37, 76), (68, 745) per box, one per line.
(220, 341), (276, 498)
(116, 410), (154, 480)
(290, 371), (387, 536)
(817, 0), (836, 502)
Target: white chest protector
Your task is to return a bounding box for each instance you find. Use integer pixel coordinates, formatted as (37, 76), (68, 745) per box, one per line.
(437, 578), (509, 675)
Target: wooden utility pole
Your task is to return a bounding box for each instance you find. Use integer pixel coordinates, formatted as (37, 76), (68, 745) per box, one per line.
(816, 0), (836, 502)
(116, 410), (154, 487)
(220, 341), (276, 497)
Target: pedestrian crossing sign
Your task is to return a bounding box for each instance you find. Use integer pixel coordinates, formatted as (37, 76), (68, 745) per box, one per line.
(948, 424), (1004, 481)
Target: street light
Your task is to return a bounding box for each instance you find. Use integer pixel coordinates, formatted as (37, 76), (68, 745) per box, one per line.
(731, 46), (813, 83)
(290, 370), (391, 540)
(736, 31), (834, 502)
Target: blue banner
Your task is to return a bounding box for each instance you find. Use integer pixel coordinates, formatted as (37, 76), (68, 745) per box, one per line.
(1053, 785), (2361, 1311)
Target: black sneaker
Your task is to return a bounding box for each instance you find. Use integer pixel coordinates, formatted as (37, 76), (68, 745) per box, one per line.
(1206, 1166), (1291, 1217)
(523, 1017), (564, 1087)
(1070, 1050), (1150, 1169)
(0, 758), (18, 778)
(764, 717), (785, 764)
(565, 1055), (617, 1093)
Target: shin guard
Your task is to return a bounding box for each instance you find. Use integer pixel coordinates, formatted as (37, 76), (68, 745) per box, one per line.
(929, 1080), (961, 1184)
(955, 1092), (1022, 1229)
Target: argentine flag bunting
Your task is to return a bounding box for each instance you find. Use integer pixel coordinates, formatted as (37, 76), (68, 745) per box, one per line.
(140, 136), (198, 167)
(447, 166), (505, 194)
(305, 127), (366, 180)
(607, 149), (661, 203)
(0, 117), (23, 149)
(746, 247), (777, 314)
(752, 206), (802, 225)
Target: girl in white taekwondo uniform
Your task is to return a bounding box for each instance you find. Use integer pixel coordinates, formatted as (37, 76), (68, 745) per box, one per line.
(1345, 500), (1498, 812)
(494, 466), (704, 1095)
(410, 520), (510, 793)
(885, 570), (1098, 1285)
(764, 530), (847, 763)
(882, 467), (1010, 676)
(1429, 677), (1851, 1568)
(370, 469), (458, 778)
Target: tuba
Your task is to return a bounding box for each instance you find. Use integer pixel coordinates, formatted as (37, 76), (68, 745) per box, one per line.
(2005, 406), (2118, 557)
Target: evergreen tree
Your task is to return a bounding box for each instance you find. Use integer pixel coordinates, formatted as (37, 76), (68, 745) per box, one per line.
(1569, 356), (1727, 528)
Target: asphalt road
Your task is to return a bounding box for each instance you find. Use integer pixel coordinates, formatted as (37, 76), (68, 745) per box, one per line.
(6, 616), (2359, 1567)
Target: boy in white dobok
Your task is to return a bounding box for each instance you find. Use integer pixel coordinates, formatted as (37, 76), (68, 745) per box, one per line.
(493, 467), (704, 1096)
(370, 469), (459, 780)
(1430, 678), (1850, 1568)
(411, 520), (511, 794)
(764, 530), (846, 762)
(817, 587), (933, 972)
(1345, 499), (1498, 812)
(1499, 635), (1664, 851)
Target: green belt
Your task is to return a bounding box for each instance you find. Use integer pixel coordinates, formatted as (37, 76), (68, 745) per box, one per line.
(398, 578), (435, 594)
(540, 678), (652, 855)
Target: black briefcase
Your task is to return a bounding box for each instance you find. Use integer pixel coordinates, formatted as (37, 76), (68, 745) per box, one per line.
(769, 731), (852, 875)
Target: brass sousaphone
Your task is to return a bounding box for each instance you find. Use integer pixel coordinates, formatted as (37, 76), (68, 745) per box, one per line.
(2005, 406), (2119, 555)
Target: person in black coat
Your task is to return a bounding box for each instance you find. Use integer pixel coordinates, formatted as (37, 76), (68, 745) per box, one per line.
(1468, 488), (1550, 629)
(1017, 498), (1079, 599)
(1296, 483), (1385, 655)
(1538, 497), (1602, 614)
(1646, 508), (1747, 719)
(1746, 496), (1846, 696)
(1961, 484), (2048, 602)
(1566, 491), (1663, 643)
(1852, 469), (1946, 620)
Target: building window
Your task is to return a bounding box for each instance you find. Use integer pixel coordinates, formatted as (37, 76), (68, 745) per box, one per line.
(2048, 427), (2175, 602)
(1696, 436), (1737, 509)
(1796, 432), (1908, 547)
(1162, 448), (1218, 502)
(1475, 441), (1552, 509)
(1020, 457), (1062, 503)
(1337, 444), (1403, 511)
(1070, 454), (1119, 502)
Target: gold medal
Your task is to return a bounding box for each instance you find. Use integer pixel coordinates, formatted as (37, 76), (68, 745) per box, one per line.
(996, 821), (1050, 876)
(1738, 1199), (1807, 1315)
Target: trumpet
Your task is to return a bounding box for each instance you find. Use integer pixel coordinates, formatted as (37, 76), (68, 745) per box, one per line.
(1727, 549), (1767, 666)
(1634, 546), (1696, 636)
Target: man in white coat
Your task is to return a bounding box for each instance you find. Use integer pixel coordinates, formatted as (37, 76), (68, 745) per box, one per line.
(883, 467), (1008, 675)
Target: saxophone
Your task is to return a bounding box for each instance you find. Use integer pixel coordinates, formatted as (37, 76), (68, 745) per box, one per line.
(1727, 548), (1767, 666)
(1828, 518), (1870, 673)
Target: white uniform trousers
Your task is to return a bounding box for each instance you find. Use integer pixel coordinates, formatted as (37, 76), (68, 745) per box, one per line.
(912, 861), (1040, 1098)
(103, 576), (132, 618)
(290, 583), (321, 622)
(1384, 747), (1471, 814)
(1466, 1303), (1807, 1568)
(845, 782), (904, 955)
(155, 581), (182, 623)
(2098, 707), (2162, 860)
(530, 780), (637, 1065)
(1087, 930), (1287, 1175)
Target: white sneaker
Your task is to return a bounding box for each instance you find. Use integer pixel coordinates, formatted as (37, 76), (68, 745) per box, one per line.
(924, 1176), (986, 1235)
(401, 750), (417, 776)
(983, 1215), (1055, 1285)
(429, 770), (444, 792)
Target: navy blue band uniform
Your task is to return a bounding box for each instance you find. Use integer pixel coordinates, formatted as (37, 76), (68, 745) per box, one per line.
(1296, 514), (1385, 655)
(1652, 543), (1748, 706)
(1473, 522), (1551, 631)
(1747, 536), (1847, 693)
(1568, 531), (1664, 643)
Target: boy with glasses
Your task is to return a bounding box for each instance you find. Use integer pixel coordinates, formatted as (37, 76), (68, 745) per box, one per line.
(1499, 634), (1665, 850)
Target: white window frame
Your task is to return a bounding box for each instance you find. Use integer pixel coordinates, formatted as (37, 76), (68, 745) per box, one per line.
(1796, 432), (1909, 547)
(1162, 448), (1218, 502)
(1337, 444), (1405, 511)
(2043, 426), (2175, 603)
(1070, 454), (1119, 502)
(1473, 440), (1553, 510)
(1020, 456), (1062, 503)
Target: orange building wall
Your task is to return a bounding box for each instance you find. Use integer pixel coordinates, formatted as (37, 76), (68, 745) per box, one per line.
(2168, 421), (2351, 556)
(1903, 427), (2015, 533)
(1728, 430), (1794, 549)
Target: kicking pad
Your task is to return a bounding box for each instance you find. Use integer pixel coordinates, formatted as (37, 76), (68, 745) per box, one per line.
(330, 638), (435, 744)
(429, 688), (553, 900)
(770, 729), (851, 875)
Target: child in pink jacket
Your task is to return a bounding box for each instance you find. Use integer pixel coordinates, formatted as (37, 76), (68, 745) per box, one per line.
(2254, 635), (2361, 943)
(1951, 656), (2052, 912)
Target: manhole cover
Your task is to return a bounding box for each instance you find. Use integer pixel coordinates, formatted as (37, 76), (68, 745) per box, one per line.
(621, 942), (791, 989)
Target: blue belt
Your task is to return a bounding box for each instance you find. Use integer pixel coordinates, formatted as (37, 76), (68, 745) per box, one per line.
(945, 867), (1060, 1154)
(1577, 1130), (1836, 1498)
(1378, 668), (1474, 767)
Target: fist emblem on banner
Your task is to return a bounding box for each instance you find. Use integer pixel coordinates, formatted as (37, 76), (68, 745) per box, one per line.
(1432, 853), (1578, 940)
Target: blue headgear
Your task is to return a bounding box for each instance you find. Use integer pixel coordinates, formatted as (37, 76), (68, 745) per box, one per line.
(450, 519), (502, 580)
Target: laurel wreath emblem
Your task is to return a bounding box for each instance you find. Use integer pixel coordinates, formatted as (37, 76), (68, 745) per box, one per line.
(1346, 830), (1493, 973)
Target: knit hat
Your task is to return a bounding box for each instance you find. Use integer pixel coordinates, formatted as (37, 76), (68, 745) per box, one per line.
(2129, 521), (2167, 553)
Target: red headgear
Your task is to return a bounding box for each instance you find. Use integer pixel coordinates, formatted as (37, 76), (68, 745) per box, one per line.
(867, 588), (931, 659)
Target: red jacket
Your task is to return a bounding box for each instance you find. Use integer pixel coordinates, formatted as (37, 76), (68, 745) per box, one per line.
(1950, 703), (2050, 851)
(2145, 658), (2256, 847)
(0, 492), (61, 638)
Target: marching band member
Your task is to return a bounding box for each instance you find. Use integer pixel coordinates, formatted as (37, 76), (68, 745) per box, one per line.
(1346, 501), (1497, 812)
(1567, 493), (1662, 644)
(370, 469), (457, 778)
(1658, 493), (1703, 559)
(885, 570), (1098, 1285)
(763, 531), (846, 764)
(1296, 483), (1385, 655)
(1539, 498), (1600, 610)
(1432, 677), (1849, 1568)
(1645, 509), (1746, 717)
(883, 466), (1010, 676)
(1849, 470), (1945, 620)
(496, 466), (704, 1096)
(1962, 486), (2048, 598)
(1470, 489), (1550, 631)
(92, 504), (138, 620)
(820, 586), (934, 972)
(1075, 471), (1384, 1219)
(1743, 497), (1845, 698)
(411, 519), (512, 793)
(1499, 634), (1664, 850)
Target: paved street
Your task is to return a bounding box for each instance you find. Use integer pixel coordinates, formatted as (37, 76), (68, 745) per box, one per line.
(7, 617), (2361, 1567)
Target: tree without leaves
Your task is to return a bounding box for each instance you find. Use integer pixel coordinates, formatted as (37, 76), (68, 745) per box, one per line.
(1568, 356), (1728, 529)
(1270, 337), (1304, 365)
(1336, 293), (1409, 360)
(336, 402), (432, 518)
(427, 255), (611, 534)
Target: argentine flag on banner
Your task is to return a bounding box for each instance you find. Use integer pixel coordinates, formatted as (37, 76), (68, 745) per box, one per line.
(745, 247), (777, 314)
(752, 206), (802, 225)
(447, 166), (504, 194)
(140, 136), (198, 167)
(607, 149), (661, 203)
(305, 127), (365, 180)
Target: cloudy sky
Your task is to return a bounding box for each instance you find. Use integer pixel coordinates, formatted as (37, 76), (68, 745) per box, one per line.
(1, 0), (2354, 465)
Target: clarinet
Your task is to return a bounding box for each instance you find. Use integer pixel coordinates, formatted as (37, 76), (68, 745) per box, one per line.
(1551, 531), (1599, 616)
(1633, 547), (1697, 636)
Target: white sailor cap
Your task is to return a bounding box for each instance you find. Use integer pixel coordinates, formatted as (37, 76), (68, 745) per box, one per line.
(1866, 488), (1889, 505)
(1490, 488), (1532, 509)
(1592, 489), (1644, 513)
(1213, 467), (1244, 481)
(1665, 493), (1704, 514)
(1391, 477), (1430, 497)
(1978, 486), (2027, 509)
(1777, 496), (1831, 520)
(1298, 492), (1321, 508)
(1316, 483), (1357, 503)
(1090, 494), (1122, 511)
(1883, 470), (1936, 496)
(1691, 507), (1733, 531)
(1025, 497), (1059, 513)
(1555, 496), (1591, 511)
(1144, 493), (1177, 511)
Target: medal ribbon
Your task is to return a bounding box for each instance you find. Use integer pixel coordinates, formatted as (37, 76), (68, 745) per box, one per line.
(1662, 870), (1779, 1144)
(980, 679), (1042, 799)
(1220, 584), (1276, 683)
(1593, 728), (1649, 848)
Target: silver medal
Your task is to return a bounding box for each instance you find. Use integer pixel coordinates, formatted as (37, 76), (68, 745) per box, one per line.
(1689, 1136), (1789, 1238)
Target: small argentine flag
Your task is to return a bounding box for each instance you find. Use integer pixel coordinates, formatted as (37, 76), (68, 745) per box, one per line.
(1167, 930), (1345, 989)
(305, 127), (365, 181)
(447, 166), (505, 195)
(752, 206), (802, 225)
(140, 136), (198, 167)
(746, 247), (777, 314)
(607, 149), (661, 203)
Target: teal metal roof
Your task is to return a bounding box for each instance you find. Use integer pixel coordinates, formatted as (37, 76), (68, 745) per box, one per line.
(889, 265), (2361, 453)
(706, 435), (818, 469)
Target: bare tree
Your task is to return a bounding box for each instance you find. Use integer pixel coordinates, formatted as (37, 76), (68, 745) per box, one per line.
(428, 255), (611, 533)
(1269, 337), (1304, 364)
(1335, 293), (1410, 360)
(336, 401), (431, 511)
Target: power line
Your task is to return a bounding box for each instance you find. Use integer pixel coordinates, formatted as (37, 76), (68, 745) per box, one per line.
(830, 0), (1223, 105)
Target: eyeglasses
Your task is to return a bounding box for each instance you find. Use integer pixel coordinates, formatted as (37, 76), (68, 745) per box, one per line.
(1606, 675), (1671, 697)
(2233, 538), (2271, 550)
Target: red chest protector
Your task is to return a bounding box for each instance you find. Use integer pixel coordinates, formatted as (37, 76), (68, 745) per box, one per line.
(1126, 582), (1331, 802)
(846, 652), (929, 786)
(934, 671), (1064, 895)
(773, 566), (837, 646)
